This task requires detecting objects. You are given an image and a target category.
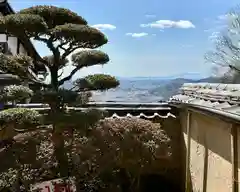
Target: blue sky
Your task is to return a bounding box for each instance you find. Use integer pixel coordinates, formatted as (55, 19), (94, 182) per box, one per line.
(9, 0), (240, 79)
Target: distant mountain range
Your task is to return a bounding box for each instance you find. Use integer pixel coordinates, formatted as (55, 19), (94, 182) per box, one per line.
(148, 76), (221, 100)
(62, 75), (224, 102)
(116, 72), (209, 81)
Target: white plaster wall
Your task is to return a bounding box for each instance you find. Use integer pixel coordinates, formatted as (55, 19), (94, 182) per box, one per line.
(202, 114), (232, 192)
(7, 36), (17, 55)
(0, 34), (28, 55)
(181, 111), (233, 192)
(19, 43), (27, 55)
(0, 34), (6, 42)
(189, 116), (205, 192)
(237, 128), (240, 192)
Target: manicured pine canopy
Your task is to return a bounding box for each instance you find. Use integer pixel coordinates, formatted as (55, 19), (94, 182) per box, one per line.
(74, 74), (120, 91)
(0, 6), (107, 49)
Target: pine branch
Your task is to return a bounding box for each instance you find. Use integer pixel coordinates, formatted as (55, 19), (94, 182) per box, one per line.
(59, 67), (79, 86)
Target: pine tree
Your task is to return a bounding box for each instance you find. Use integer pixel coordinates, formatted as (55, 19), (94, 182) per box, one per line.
(0, 5), (119, 178)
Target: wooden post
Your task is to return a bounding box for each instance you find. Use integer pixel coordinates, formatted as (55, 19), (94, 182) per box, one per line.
(185, 111), (191, 192)
(231, 124), (238, 192)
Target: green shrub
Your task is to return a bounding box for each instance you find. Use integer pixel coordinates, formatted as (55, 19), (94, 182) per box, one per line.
(0, 108), (42, 130)
(0, 85), (33, 103)
(67, 118), (171, 191)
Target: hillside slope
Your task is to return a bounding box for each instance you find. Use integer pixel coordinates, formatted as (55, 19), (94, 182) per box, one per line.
(149, 77), (222, 100)
(62, 76), (224, 102)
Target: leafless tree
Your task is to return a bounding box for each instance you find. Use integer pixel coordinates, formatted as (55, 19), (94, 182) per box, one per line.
(205, 8), (240, 83)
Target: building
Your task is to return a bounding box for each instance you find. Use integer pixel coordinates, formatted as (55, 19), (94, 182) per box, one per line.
(169, 83), (240, 192)
(0, 0), (47, 104)
(0, 0), (46, 77)
(0, 0), (47, 95)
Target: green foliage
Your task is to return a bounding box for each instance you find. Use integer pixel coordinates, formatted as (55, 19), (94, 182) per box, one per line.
(0, 85), (33, 103)
(0, 108), (41, 128)
(19, 5), (87, 28)
(0, 4), (117, 95)
(92, 118), (171, 171)
(0, 53), (34, 80)
(43, 55), (68, 69)
(8, 54), (34, 68)
(0, 118), (171, 191)
(51, 24), (107, 48)
(0, 4), (122, 189)
(76, 91), (92, 105)
(58, 88), (81, 105)
(0, 108), (42, 140)
(42, 88), (92, 106)
(0, 4), (116, 91)
(45, 109), (107, 133)
(0, 5), (108, 53)
(0, 130), (55, 191)
(72, 50), (109, 68)
(75, 74), (120, 91)
(31, 88), (92, 107)
(67, 118), (171, 191)
(58, 88), (92, 105)
(0, 14), (47, 36)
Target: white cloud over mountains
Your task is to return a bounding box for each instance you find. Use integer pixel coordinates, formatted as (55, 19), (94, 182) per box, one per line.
(140, 20), (195, 29)
(126, 32), (148, 38)
(92, 24), (116, 30)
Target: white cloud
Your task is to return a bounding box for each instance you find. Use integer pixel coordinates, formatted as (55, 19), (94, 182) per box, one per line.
(92, 24), (116, 30)
(140, 20), (195, 29)
(145, 14), (156, 18)
(126, 32), (148, 38)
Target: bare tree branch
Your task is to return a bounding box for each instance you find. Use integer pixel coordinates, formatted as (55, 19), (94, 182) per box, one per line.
(205, 11), (240, 82)
(61, 43), (77, 59)
(58, 69), (64, 78)
(35, 36), (60, 66)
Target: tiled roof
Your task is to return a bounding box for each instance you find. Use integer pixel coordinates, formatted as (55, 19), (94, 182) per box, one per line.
(169, 83), (240, 115)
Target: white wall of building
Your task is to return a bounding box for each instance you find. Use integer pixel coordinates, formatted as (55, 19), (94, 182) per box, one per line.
(0, 34), (28, 55)
(0, 34), (6, 42)
(7, 36), (18, 55)
(19, 43), (27, 55)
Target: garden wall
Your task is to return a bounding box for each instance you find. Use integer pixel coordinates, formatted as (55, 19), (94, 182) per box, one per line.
(180, 109), (240, 192)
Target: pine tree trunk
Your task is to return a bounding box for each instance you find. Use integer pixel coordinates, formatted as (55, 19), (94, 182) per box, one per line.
(117, 168), (131, 192)
(50, 66), (69, 177)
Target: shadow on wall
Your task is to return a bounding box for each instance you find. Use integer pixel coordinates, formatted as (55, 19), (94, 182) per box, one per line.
(180, 110), (234, 192)
(140, 174), (182, 192)
(151, 115), (184, 192)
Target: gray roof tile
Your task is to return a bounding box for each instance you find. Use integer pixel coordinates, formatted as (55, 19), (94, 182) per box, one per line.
(169, 83), (240, 116)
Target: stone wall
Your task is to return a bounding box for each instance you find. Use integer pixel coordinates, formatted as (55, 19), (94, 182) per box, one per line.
(180, 110), (239, 192)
